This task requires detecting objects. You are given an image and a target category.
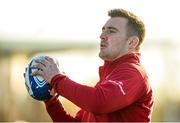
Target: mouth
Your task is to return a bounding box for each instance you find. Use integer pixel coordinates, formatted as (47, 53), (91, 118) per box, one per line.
(100, 43), (107, 49)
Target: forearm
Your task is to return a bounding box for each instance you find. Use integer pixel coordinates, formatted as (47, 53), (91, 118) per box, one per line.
(51, 73), (145, 114)
(51, 74), (120, 114)
(44, 95), (79, 122)
(51, 74), (104, 113)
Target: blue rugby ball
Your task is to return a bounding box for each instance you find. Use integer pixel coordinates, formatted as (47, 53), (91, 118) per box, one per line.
(24, 56), (52, 101)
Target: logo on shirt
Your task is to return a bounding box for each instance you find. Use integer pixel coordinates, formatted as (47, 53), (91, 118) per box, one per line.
(108, 80), (126, 95)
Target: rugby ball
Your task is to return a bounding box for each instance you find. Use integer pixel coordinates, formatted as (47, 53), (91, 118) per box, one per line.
(24, 56), (53, 101)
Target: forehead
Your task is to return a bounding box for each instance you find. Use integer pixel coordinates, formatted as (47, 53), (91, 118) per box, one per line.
(103, 17), (128, 30)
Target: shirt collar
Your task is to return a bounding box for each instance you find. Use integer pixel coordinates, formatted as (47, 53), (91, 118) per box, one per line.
(104, 53), (141, 66)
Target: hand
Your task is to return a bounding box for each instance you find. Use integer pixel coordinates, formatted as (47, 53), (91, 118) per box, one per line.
(44, 88), (60, 103)
(49, 88), (56, 96)
(31, 56), (60, 84)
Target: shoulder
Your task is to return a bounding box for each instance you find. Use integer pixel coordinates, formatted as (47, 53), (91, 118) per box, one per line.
(107, 62), (148, 83)
(116, 62), (152, 92)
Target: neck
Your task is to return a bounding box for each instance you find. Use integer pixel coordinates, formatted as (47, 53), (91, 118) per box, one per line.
(106, 50), (139, 62)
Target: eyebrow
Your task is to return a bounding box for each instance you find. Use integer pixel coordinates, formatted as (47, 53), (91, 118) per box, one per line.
(102, 26), (119, 31)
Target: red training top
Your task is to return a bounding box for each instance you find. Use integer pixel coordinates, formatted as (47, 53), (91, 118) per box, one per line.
(44, 53), (154, 122)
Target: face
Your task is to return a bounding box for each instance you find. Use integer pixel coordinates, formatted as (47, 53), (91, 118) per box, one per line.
(99, 17), (130, 61)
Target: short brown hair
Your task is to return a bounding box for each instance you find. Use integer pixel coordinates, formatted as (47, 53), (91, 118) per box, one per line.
(108, 9), (145, 50)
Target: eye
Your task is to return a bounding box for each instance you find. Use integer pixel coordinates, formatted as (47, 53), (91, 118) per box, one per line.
(101, 27), (117, 34)
(107, 29), (116, 34)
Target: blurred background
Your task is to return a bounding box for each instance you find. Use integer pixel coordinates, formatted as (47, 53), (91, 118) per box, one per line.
(0, 0), (180, 122)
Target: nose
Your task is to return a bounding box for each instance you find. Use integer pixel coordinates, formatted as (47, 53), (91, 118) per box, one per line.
(100, 33), (108, 41)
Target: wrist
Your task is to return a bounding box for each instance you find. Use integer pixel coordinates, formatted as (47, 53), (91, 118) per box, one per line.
(50, 73), (66, 87)
(44, 94), (59, 107)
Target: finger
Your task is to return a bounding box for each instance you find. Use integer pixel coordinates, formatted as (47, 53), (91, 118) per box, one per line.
(31, 63), (46, 71)
(32, 69), (44, 76)
(35, 59), (49, 67)
(55, 58), (59, 67)
(45, 56), (54, 62)
(49, 88), (55, 96)
(46, 56), (59, 68)
(55, 93), (60, 98)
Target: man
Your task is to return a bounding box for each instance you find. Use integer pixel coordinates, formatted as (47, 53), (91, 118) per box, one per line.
(32, 8), (154, 122)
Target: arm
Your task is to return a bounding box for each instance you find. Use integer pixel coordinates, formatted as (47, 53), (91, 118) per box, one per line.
(52, 64), (147, 114)
(44, 95), (81, 122)
(32, 57), (147, 114)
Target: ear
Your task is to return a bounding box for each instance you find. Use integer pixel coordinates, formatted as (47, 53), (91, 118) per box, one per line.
(128, 36), (139, 50)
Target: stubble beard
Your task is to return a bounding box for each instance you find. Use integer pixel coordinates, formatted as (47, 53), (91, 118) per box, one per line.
(99, 48), (110, 60)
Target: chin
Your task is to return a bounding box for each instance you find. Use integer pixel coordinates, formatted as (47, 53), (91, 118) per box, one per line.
(99, 52), (105, 60)
(99, 53), (109, 61)
(99, 53), (103, 59)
